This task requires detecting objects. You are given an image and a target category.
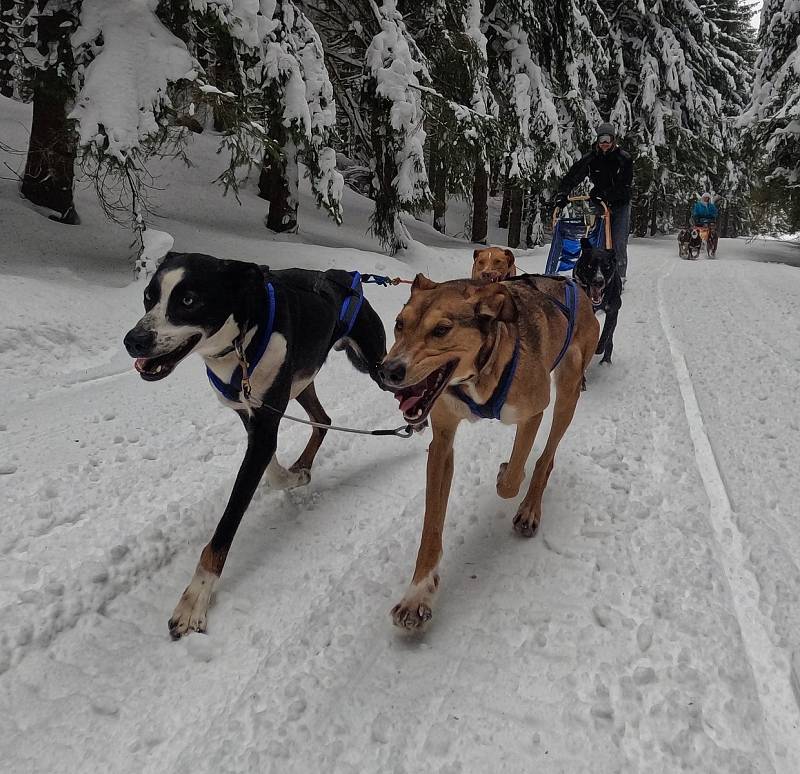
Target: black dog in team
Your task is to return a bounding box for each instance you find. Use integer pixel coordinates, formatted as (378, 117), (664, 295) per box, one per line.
(574, 237), (623, 364)
(123, 252), (386, 639)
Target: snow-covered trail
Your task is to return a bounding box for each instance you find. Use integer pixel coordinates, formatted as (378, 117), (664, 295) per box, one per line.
(2, 239), (800, 773)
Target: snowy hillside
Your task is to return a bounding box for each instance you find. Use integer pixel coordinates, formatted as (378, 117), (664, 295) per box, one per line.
(2, 99), (800, 773)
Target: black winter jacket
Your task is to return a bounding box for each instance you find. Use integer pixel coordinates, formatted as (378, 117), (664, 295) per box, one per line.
(558, 146), (633, 207)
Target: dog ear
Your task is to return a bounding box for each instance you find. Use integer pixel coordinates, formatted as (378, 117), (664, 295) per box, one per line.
(503, 249), (515, 267)
(472, 248), (483, 261)
(466, 284), (517, 323)
(232, 262), (268, 330)
(412, 273), (438, 292)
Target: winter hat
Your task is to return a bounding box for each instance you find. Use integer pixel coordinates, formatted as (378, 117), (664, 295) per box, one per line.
(701, 192), (711, 200)
(596, 122), (616, 144)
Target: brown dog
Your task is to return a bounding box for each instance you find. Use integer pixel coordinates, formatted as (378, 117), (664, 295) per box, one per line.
(471, 246), (516, 282)
(379, 274), (599, 628)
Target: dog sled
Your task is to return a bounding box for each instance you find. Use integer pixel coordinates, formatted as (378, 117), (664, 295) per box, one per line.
(545, 195), (609, 275)
(678, 224), (718, 260)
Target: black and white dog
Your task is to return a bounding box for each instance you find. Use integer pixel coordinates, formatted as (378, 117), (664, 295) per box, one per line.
(574, 238), (623, 364)
(124, 252), (386, 638)
(677, 227), (702, 260)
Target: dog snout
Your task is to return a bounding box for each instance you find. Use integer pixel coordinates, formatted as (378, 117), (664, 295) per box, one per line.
(379, 358), (406, 388)
(123, 326), (156, 357)
(481, 271), (499, 281)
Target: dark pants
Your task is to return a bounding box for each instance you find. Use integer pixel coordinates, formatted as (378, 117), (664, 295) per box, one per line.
(610, 202), (631, 279)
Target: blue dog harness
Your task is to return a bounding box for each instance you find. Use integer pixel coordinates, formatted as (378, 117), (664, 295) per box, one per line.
(451, 339), (521, 420)
(450, 279), (579, 420)
(338, 271), (364, 338)
(548, 278), (578, 370)
(206, 272), (366, 403)
(206, 281), (276, 402)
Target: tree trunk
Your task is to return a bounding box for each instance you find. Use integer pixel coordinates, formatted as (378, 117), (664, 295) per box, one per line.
(212, 34), (237, 133)
(649, 194), (658, 236)
(259, 131), (298, 233)
(720, 204), (730, 238)
(508, 187), (523, 249)
(631, 192), (648, 237)
(471, 154), (488, 244)
(499, 185), (511, 229)
(430, 141), (447, 233)
(524, 188), (538, 248)
(20, 4), (79, 222)
(489, 159), (501, 197)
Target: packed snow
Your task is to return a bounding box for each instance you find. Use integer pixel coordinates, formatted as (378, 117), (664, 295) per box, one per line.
(2, 97), (800, 772)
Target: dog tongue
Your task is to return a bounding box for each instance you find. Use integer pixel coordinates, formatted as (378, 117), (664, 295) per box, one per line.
(398, 393), (424, 414)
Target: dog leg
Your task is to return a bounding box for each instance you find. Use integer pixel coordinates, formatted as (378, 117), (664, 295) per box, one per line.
(513, 355), (582, 537)
(497, 412), (544, 499)
(392, 409), (460, 629)
(596, 308), (619, 364)
(289, 382), (330, 476)
(264, 456), (310, 490)
(169, 408), (282, 639)
(598, 309), (619, 364)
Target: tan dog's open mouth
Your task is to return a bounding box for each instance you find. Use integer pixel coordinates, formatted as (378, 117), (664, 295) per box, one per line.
(393, 360), (458, 423)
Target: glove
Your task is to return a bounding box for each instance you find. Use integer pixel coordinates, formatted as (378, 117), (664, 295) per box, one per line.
(589, 192), (608, 212)
(554, 192), (568, 208)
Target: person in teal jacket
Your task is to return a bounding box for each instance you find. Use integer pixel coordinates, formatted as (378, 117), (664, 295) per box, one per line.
(692, 193), (718, 226)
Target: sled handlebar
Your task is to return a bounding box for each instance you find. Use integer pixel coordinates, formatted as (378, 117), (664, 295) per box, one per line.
(552, 197), (612, 251)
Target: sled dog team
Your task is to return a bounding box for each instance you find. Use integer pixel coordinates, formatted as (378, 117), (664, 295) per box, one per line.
(125, 245), (609, 637)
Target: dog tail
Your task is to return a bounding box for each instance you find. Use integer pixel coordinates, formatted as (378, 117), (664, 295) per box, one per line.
(334, 298), (387, 387)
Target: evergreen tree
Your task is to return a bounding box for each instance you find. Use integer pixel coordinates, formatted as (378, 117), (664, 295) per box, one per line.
(403, 0), (498, 238)
(699, 0), (755, 235)
(0, 0), (18, 98)
(484, 2), (560, 247)
(299, 0), (374, 162)
(189, 1), (343, 232)
(741, 0), (800, 230)
(601, 0), (752, 235)
(18, 0), (81, 223)
(363, 0), (431, 253)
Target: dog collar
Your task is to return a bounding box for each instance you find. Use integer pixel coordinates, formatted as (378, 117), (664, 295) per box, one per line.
(451, 338), (521, 420)
(206, 281), (276, 402)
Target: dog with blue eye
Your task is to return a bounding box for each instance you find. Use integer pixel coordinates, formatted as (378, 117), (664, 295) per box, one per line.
(124, 251), (386, 639)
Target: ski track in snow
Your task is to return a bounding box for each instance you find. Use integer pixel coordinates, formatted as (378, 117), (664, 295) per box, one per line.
(657, 265), (800, 772)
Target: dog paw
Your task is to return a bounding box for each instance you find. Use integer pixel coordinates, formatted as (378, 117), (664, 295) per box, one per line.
(286, 467), (312, 487)
(168, 588), (211, 640)
(391, 575), (438, 630)
(266, 461), (310, 490)
(513, 505), (540, 538)
(391, 601), (433, 629)
(496, 462), (523, 499)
